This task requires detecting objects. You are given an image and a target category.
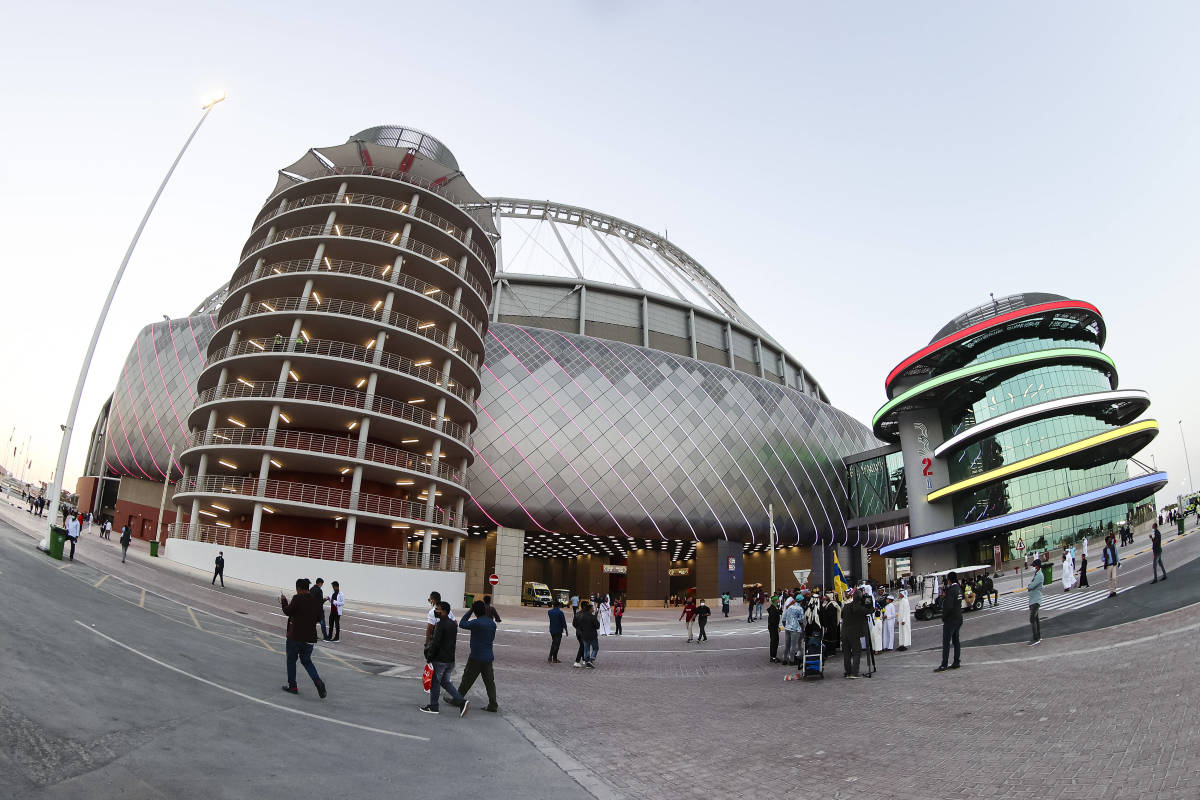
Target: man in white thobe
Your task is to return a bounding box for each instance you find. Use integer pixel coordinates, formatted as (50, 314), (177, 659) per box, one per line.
(881, 596), (897, 651)
(896, 589), (912, 651)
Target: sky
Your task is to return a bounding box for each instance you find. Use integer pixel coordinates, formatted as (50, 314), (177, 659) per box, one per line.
(1, 1), (1197, 503)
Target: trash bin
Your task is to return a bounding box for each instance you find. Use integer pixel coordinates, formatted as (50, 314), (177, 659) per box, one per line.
(463, 592), (475, 609)
(149, 540), (159, 557)
(1179, 516), (1186, 535)
(1041, 562), (1054, 585)
(48, 526), (68, 561)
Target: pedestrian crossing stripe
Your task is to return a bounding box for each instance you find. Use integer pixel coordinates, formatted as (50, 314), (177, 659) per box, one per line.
(990, 586), (1131, 614)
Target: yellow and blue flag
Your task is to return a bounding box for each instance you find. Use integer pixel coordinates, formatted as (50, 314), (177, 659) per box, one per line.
(831, 549), (850, 601)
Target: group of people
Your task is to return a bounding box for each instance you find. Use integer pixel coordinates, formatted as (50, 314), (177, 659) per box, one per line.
(418, 590), (500, 715)
(569, 593), (624, 635)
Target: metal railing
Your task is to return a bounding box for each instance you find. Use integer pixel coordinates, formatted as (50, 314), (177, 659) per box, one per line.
(226, 257), (485, 336)
(203, 339), (475, 405)
(165, 523), (460, 571)
(240, 222), (489, 301)
(253, 190), (494, 273)
(177, 474), (465, 530)
(195, 380), (469, 444)
(215, 295), (481, 370)
(187, 425), (466, 485)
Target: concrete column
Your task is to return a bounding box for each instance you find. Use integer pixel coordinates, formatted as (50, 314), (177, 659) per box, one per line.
(641, 296), (651, 348)
(688, 308), (699, 359)
(310, 242), (326, 272)
(896, 407), (956, 541)
(349, 467), (363, 517)
(452, 536), (463, 572)
(388, 253), (404, 284)
(205, 409), (218, 435)
(333, 181), (349, 203)
(754, 338), (766, 378)
(492, 526), (525, 604)
(188, 498), (201, 540)
(239, 293), (251, 317)
(321, 210), (337, 236)
(343, 517), (356, 562)
(398, 221), (413, 250)
(725, 322), (736, 369)
(299, 278), (315, 311)
(355, 418), (371, 460)
(578, 284), (587, 335)
(421, 529), (434, 569)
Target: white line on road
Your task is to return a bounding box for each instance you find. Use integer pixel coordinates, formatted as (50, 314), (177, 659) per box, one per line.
(74, 620), (429, 742)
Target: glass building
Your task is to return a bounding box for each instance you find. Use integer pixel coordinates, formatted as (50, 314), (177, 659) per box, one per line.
(874, 293), (1167, 572)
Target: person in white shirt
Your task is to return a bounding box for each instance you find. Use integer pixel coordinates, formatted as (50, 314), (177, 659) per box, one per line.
(896, 589), (912, 651)
(881, 595), (897, 651)
(66, 516), (80, 560)
(326, 581), (345, 642)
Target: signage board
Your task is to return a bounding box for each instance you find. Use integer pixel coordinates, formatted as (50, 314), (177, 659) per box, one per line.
(602, 565), (627, 574)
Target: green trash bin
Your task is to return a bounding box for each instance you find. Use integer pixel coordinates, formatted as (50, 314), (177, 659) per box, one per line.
(48, 526), (68, 561)
(149, 540), (160, 557)
(463, 592), (475, 609)
(1041, 562), (1054, 585)
(1178, 516), (1186, 535)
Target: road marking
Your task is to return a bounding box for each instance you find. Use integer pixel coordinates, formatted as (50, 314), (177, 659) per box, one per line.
(187, 607), (203, 630)
(94, 574), (109, 588)
(139, 588), (146, 608)
(319, 647), (369, 674)
(73, 621), (429, 742)
(253, 633), (279, 653)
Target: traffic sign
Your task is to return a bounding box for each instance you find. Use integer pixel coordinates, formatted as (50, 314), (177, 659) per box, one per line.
(488, 574), (500, 586)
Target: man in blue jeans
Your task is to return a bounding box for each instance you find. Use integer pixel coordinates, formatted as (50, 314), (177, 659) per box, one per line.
(456, 600), (499, 712)
(421, 601), (469, 716)
(279, 578), (327, 698)
(1150, 523), (1168, 583)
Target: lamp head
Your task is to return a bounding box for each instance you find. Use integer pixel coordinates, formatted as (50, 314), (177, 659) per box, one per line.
(201, 90), (227, 109)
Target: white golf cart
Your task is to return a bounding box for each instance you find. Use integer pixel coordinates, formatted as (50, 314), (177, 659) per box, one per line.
(913, 564), (991, 620)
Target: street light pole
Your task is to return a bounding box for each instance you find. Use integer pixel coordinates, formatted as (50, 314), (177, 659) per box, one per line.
(1181, 420), (1195, 496)
(45, 93), (226, 533)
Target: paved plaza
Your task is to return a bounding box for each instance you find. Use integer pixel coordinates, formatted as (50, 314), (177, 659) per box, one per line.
(2, 498), (1198, 799)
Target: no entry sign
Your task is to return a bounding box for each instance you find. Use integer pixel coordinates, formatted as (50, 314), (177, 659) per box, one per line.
(488, 574), (500, 586)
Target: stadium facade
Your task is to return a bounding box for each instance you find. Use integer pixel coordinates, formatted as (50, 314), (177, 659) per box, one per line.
(77, 124), (906, 605)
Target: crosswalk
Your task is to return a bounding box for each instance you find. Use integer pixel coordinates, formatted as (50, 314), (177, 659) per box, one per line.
(989, 586), (1131, 615)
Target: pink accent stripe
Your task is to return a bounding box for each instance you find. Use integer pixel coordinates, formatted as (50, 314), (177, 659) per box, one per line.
(470, 445), (549, 531)
(473, 388), (591, 535)
(488, 329), (662, 539)
(166, 317), (198, 403)
(484, 337), (634, 539)
(886, 300), (1102, 392)
(152, 322), (187, 472)
(109, 374), (153, 479)
(133, 334), (171, 478)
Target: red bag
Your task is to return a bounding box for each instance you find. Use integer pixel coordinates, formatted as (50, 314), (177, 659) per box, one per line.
(422, 663), (433, 691)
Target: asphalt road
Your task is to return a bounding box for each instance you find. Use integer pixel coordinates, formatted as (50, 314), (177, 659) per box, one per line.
(0, 520), (586, 800)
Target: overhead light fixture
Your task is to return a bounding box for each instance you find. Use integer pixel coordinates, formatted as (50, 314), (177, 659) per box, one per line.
(424, 287), (440, 295)
(399, 204), (408, 212)
(381, 264), (392, 276)
(366, 339), (376, 349)
(334, 225), (342, 236)
(250, 340), (266, 350)
(262, 506), (276, 514)
(299, 330), (310, 343)
(414, 359), (432, 367)
(392, 523), (410, 529)
(348, 421), (358, 430)
(278, 412), (291, 424)
(215, 521), (232, 528)
(417, 322), (435, 330)
(339, 467), (351, 475)
(373, 300), (383, 311)
(227, 416), (246, 427)
(355, 378), (366, 388)
(436, 256), (449, 264)
(324, 256), (332, 269)
(211, 503), (230, 512)
(409, 398), (425, 404)
(311, 291), (321, 305)
(289, 370), (299, 381)
(218, 459), (238, 469)
(269, 459), (282, 468)
(213, 433), (231, 441)
(334, 516), (344, 521)
(237, 377), (254, 388)
(390, 232), (400, 244)
(260, 302), (276, 312)
(396, 480), (414, 485)
(199, 510), (218, 517)
(401, 438), (418, 444)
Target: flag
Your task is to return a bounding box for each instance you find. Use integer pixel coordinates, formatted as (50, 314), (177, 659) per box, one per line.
(831, 549), (850, 601)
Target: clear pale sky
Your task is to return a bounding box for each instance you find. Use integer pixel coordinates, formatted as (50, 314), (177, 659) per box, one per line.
(2, 2), (1197, 504)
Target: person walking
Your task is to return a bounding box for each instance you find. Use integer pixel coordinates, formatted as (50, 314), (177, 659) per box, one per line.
(680, 597), (698, 642)
(840, 589), (870, 678)
(820, 593), (842, 657)
(66, 514), (80, 560)
(746, 588), (756, 624)
(1026, 558), (1044, 646)
(767, 595), (781, 662)
(570, 593), (580, 620)
(895, 589), (911, 651)
(326, 581), (343, 641)
(934, 571), (963, 673)
(721, 591), (730, 617)
(782, 592), (803, 665)
(425, 591), (454, 644)
(756, 588), (765, 621)
(1150, 523), (1168, 583)
(1078, 548), (1090, 588)
(547, 601), (567, 663)
(456, 600), (499, 713)
(612, 597), (624, 635)
(483, 594), (502, 622)
(279, 578), (327, 698)
(311, 578), (328, 641)
(1061, 552), (1076, 592)
(695, 599), (711, 642)
(119, 524), (131, 563)
(1102, 535), (1120, 598)
(421, 601), (468, 715)
(120, 524), (130, 550)
(102, 519), (112, 540)
(572, 600), (600, 668)
(212, 551), (225, 587)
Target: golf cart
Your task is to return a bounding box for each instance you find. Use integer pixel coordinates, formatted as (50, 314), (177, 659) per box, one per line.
(913, 564), (991, 620)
